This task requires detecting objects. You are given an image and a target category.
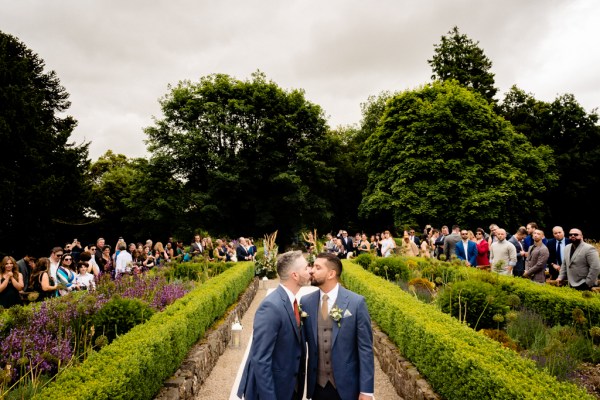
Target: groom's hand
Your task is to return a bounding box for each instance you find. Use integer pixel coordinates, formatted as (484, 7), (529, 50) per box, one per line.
(358, 394), (373, 400)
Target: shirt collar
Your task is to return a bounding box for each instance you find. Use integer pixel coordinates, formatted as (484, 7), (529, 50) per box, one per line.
(280, 283), (297, 306)
(321, 283), (340, 304)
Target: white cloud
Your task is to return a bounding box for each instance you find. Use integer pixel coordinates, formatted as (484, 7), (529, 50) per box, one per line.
(2, 0), (599, 159)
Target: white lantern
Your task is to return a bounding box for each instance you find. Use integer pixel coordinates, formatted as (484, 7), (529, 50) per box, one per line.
(231, 321), (243, 348)
(260, 276), (269, 289)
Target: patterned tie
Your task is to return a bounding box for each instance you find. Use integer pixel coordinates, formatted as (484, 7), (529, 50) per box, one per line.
(293, 299), (300, 326)
(556, 240), (562, 265)
(321, 294), (329, 320)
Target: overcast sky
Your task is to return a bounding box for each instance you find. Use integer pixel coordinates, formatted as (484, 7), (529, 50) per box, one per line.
(2, 0), (599, 160)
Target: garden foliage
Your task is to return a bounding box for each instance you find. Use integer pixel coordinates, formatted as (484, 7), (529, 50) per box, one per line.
(340, 261), (592, 399)
(32, 261), (255, 400)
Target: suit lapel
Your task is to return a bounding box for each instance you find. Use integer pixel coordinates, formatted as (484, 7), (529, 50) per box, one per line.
(278, 286), (301, 343)
(332, 287), (349, 349)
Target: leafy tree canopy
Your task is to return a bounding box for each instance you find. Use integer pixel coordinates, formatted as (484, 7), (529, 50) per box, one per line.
(89, 151), (189, 242)
(144, 71), (337, 244)
(0, 31), (90, 257)
(500, 86), (600, 235)
(429, 26), (497, 103)
(360, 80), (557, 230)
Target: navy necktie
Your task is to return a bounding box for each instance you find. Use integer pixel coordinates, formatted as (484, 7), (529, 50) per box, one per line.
(556, 240), (562, 265)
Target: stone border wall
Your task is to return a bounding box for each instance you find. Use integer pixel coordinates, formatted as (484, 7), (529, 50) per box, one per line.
(372, 323), (440, 400)
(154, 277), (259, 400)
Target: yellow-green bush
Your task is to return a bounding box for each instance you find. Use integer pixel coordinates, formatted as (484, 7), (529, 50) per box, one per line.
(341, 261), (592, 399)
(33, 262), (255, 400)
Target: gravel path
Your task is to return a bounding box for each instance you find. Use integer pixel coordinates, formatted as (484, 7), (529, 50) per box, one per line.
(195, 279), (402, 399)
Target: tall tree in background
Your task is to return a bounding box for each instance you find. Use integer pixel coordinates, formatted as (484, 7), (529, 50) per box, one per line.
(500, 86), (600, 236)
(360, 80), (557, 230)
(89, 151), (189, 242)
(429, 26), (497, 103)
(0, 31), (90, 257)
(145, 71), (336, 245)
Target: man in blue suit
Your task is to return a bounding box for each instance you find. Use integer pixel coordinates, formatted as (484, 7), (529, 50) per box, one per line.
(546, 226), (569, 280)
(455, 229), (478, 267)
(302, 253), (374, 400)
(237, 251), (311, 400)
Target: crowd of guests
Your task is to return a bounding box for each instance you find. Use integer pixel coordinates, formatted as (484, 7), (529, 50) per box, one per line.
(0, 234), (259, 309)
(319, 223), (600, 291)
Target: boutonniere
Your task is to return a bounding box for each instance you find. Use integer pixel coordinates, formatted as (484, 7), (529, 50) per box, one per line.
(298, 303), (309, 325)
(330, 305), (343, 327)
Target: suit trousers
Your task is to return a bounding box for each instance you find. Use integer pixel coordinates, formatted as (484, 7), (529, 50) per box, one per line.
(313, 382), (342, 400)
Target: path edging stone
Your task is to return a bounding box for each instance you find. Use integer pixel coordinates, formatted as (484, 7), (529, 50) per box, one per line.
(154, 277), (259, 400)
(372, 322), (441, 400)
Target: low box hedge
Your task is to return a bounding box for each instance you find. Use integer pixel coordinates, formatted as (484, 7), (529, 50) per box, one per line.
(340, 261), (592, 399)
(361, 254), (600, 328)
(33, 261), (255, 400)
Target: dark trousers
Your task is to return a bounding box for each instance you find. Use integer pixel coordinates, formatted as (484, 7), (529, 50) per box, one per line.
(313, 382), (341, 400)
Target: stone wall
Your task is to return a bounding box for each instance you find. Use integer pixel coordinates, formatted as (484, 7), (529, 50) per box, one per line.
(154, 278), (259, 400)
(372, 323), (440, 400)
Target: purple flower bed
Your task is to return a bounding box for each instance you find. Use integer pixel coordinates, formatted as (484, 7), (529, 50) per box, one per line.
(0, 274), (191, 386)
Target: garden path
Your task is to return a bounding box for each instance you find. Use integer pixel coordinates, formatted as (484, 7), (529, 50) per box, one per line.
(195, 279), (401, 399)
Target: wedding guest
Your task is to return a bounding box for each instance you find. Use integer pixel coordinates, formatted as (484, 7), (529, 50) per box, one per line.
(420, 236), (431, 258)
(75, 262), (96, 291)
(0, 256), (24, 308)
(357, 234), (370, 255)
(30, 258), (58, 301)
(16, 255), (35, 292)
(79, 251), (100, 277)
(401, 232), (420, 257)
(56, 253), (77, 294)
(475, 228), (490, 268)
(99, 245), (114, 278)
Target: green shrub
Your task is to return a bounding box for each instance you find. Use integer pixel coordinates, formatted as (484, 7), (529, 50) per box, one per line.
(354, 253), (375, 269)
(92, 296), (154, 343)
(371, 257), (410, 282)
(437, 280), (509, 330)
(340, 260), (592, 399)
(507, 309), (548, 351)
(420, 261), (469, 286)
(34, 262), (255, 400)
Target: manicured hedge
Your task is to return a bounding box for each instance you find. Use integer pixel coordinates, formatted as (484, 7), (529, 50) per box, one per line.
(469, 268), (600, 327)
(340, 261), (593, 399)
(358, 254), (600, 328)
(33, 262), (255, 400)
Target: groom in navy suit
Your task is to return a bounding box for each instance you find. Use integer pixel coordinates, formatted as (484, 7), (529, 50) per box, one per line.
(237, 251), (311, 400)
(302, 253), (374, 400)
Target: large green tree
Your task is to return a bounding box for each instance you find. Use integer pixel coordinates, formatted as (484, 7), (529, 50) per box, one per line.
(500, 86), (600, 236)
(360, 80), (557, 230)
(89, 151), (189, 242)
(429, 26), (497, 103)
(145, 71), (336, 244)
(0, 31), (90, 257)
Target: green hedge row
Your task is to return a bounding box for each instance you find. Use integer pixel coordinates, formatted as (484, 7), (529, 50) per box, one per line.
(469, 268), (600, 327)
(340, 261), (592, 399)
(33, 262), (255, 400)
(356, 253), (600, 328)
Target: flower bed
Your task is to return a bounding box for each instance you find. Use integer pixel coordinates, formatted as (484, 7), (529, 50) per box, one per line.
(341, 260), (592, 399)
(32, 261), (254, 400)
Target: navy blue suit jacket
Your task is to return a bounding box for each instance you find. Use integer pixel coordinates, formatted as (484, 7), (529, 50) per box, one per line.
(455, 240), (478, 267)
(547, 237), (570, 279)
(302, 285), (374, 400)
(237, 285), (305, 400)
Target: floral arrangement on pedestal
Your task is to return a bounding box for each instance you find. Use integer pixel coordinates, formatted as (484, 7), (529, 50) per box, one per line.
(302, 229), (322, 265)
(254, 231), (278, 279)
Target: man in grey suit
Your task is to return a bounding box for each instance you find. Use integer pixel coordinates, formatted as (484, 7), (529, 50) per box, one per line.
(557, 228), (600, 291)
(443, 225), (461, 262)
(302, 253), (374, 400)
(237, 251), (311, 399)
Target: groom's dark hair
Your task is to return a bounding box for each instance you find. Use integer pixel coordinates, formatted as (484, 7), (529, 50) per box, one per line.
(316, 253), (342, 278)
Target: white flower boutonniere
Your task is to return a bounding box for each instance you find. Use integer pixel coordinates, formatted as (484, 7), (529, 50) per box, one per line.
(330, 305), (343, 327)
(298, 303), (308, 325)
